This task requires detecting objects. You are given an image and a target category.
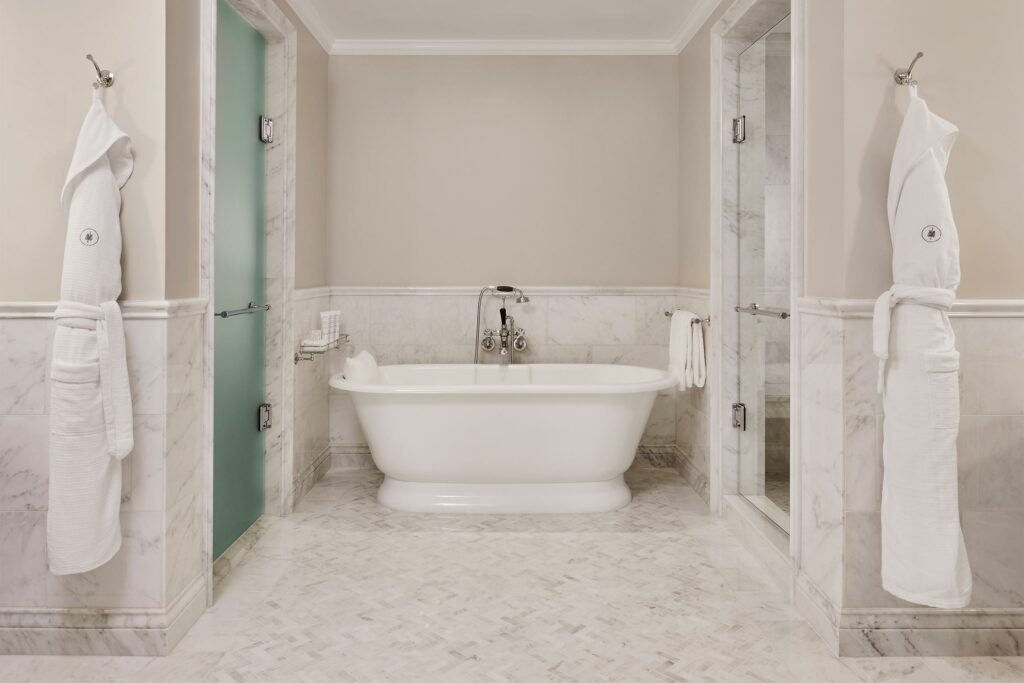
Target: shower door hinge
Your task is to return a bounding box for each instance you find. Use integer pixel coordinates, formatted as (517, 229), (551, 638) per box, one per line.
(258, 403), (272, 431)
(732, 115), (746, 143)
(259, 116), (274, 143)
(731, 402), (747, 431)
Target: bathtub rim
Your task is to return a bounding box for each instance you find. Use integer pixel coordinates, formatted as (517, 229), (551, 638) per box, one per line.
(329, 363), (678, 395)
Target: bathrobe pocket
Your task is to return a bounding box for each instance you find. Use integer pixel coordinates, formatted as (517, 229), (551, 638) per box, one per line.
(925, 350), (960, 429)
(50, 360), (105, 436)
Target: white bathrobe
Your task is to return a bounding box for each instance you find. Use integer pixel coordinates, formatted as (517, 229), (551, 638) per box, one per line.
(872, 86), (971, 608)
(47, 90), (134, 575)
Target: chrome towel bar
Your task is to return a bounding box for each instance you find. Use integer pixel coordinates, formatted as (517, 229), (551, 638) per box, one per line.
(217, 302), (270, 319)
(735, 303), (789, 320)
(664, 311), (711, 326)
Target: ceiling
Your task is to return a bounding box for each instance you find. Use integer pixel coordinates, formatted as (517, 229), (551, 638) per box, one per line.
(285, 0), (723, 55)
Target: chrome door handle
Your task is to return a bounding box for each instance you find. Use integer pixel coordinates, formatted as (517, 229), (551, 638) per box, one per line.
(735, 303), (789, 320)
(217, 301), (271, 318)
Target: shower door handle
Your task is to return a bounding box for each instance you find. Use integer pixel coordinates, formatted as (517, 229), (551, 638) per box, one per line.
(735, 303), (789, 320)
(217, 301), (271, 318)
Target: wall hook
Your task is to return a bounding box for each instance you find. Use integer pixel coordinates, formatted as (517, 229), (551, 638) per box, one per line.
(894, 51), (924, 86)
(86, 54), (115, 88)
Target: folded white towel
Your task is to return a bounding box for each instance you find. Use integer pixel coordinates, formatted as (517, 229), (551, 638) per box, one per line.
(687, 317), (707, 389)
(668, 311), (689, 388)
(668, 310), (706, 390)
(343, 350), (381, 384)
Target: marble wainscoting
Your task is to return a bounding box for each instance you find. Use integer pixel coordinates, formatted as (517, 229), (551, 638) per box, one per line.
(317, 287), (710, 477)
(290, 288), (332, 507)
(0, 299), (207, 655)
(672, 290), (713, 502)
(796, 297), (1024, 657)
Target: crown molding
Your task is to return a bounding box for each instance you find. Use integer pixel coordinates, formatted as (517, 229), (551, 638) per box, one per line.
(671, 0), (725, 53)
(285, 0), (724, 56)
(328, 39), (680, 56)
(281, 0), (334, 53)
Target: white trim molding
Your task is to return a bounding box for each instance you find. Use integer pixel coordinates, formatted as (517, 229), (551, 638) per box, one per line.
(0, 298), (207, 320)
(285, 0), (724, 56)
(317, 285), (706, 297)
(798, 296), (1024, 319)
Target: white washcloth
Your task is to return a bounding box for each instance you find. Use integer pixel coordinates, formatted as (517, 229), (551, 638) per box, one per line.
(48, 89), (134, 575)
(343, 350), (382, 384)
(669, 311), (706, 389)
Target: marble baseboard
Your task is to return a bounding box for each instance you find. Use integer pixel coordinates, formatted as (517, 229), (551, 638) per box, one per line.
(674, 445), (710, 504)
(330, 445), (376, 470)
(212, 517), (274, 593)
(0, 576), (205, 656)
(291, 445), (331, 507)
(330, 443), (688, 475)
(634, 443), (676, 468)
(836, 607), (1024, 657)
(838, 626), (1024, 658)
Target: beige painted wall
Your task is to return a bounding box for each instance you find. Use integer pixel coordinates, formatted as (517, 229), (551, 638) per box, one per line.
(676, 1), (732, 290)
(0, 1), (167, 301)
(842, 0), (1024, 299)
(165, 0), (202, 300)
(277, 0), (329, 289)
(327, 56), (680, 286)
(805, 0), (1024, 299)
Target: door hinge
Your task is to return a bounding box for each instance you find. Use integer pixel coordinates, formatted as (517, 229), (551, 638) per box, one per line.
(259, 116), (274, 143)
(732, 115), (746, 143)
(258, 403), (272, 431)
(732, 402), (747, 431)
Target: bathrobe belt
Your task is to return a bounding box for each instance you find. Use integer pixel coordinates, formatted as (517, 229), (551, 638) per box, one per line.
(872, 284), (956, 393)
(53, 300), (134, 459)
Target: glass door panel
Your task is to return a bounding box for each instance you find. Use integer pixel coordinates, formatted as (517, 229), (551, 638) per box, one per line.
(736, 17), (792, 532)
(213, 0), (266, 559)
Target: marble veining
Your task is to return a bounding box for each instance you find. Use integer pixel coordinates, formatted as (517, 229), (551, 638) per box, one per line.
(798, 298), (1024, 656)
(2, 467), (1020, 678)
(0, 302), (208, 655)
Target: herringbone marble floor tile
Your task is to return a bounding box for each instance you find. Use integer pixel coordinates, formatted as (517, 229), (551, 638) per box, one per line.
(2, 468), (1023, 682)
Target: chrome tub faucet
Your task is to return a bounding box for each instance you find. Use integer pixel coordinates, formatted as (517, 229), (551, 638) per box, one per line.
(475, 285), (529, 364)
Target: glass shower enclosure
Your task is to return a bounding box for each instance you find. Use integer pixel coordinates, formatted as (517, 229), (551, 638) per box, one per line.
(735, 16), (792, 531)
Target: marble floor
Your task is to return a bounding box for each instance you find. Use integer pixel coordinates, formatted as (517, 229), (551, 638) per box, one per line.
(2, 467), (1023, 682)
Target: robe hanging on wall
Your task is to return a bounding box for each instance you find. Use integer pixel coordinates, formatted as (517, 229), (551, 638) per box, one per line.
(872, 85), (971, 608)
(47, 89), (134, 575)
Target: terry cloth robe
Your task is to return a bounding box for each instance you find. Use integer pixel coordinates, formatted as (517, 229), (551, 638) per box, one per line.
(47, 90), (134, 575)
(872, 85), (971, 608)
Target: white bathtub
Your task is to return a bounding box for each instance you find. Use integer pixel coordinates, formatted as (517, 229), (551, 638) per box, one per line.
(329, 364), (676, 513)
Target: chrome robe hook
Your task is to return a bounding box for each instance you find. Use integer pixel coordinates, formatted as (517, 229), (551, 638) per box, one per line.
(894, 51), (924, 86)
(86, 54), (115, 88)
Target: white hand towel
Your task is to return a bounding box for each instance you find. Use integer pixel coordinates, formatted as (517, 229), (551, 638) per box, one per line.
(687, 318), (707, 389)
(343, 350), (382, 384)
(668, 311), (692, 388)
(48, 89), (134, 575)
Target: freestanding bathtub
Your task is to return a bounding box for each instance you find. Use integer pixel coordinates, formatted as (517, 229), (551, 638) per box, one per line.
(329, 364), (676, 513)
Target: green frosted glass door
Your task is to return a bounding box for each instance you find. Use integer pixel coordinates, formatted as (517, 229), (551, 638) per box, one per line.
(214, 0), (266, 559)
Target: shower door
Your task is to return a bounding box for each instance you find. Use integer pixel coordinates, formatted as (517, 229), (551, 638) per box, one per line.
(213, 0), (267, 559)
(735, 17), (792, 531)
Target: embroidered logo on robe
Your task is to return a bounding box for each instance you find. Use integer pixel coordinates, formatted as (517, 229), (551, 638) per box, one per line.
(921, 225), (942, 243)
(79, 228), (99, 246)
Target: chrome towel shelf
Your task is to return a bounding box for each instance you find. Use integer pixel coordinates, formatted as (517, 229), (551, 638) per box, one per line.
(294, 335), (349, 364)
(217, 302), (270, 318)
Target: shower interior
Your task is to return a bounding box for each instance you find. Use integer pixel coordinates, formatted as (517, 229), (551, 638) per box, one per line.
(736, 15), (792, 531)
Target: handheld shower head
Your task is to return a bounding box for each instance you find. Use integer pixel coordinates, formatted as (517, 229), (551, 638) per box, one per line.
(515, 293), (530, 304)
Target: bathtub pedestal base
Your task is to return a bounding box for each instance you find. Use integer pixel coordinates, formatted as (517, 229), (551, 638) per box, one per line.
(377, 476), (632, 513)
